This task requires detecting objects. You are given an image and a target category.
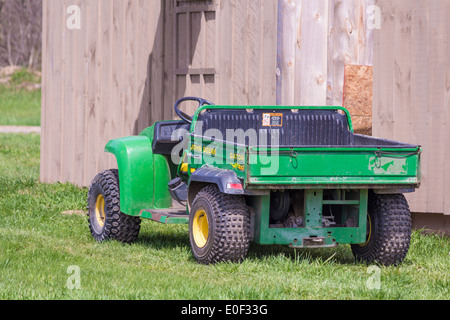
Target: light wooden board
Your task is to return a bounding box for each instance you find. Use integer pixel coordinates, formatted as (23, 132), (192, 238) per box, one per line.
(343, 65), (373, 135)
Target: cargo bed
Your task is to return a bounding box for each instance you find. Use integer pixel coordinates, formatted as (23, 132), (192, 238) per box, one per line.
(187, 107), (421, 191)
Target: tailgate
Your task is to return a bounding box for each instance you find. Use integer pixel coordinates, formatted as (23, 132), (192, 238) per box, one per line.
(246, 146), (421, 188)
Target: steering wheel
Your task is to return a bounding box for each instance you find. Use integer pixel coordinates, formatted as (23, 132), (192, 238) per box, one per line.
(174, 97), (215, 124)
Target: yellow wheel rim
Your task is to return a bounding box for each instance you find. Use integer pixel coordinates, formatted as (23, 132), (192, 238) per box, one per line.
(95, 194), (106, 228)
(360, 213), (372, 247)
(192, 209), (209, 248)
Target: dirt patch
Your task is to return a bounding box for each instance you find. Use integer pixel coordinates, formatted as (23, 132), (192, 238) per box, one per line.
(0, 126), (41, 134)
(0, 66), (21, 78)
(0, 66), (41, 91)
(62, 210), (86, 216)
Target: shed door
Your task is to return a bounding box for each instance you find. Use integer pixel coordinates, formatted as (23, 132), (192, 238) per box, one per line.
(173, 0), (218, 115)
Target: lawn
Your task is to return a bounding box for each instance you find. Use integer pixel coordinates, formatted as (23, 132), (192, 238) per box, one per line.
(0, 68), (41, 126)
(0, 133), (448, 301)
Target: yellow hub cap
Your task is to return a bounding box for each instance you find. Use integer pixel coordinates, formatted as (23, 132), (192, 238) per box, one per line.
(192, 209), (209, 248)
(95, 194), (106, 227)
(359, 213), (372, 247)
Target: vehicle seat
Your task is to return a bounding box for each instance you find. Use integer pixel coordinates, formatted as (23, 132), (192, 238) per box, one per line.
(152, 121), (190, 155)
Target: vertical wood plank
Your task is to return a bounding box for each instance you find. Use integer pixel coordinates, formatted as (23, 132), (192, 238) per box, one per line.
(84, 0), (100, 182)
(49, 0), (64, 183)
(218, 0), (233, 104)
(372, 0), (395, 139)
(330, 0), (362, 107)
(58, 0), (68, 183)
(408, 0), (428, 213)
(445, 0), (450, 215)
(233, 0), (248, 105)
(176, 12), (189, 71)
(40, 0), (49, 183)
(362, 0), (374, 66)
(326, 0), (335, 106)
(72, 0), (87, 186)
(101, 1), (116, 171)
(445, 57), (450, 215)
(279, 0), (299, 106)
(163, 0), (175, 120)
(295, 0), (328, 106)
(246, 0), (262, 105)
(111, 0), (124, 140)
(122, 0), (135, 136)
(153, 0), (169, 122)
(204, 11), (216, 70)
(356, 0), (368, 66)
(393, 0), (417, 210)
(191, 11), (203, 70)
(135, 0), (152, 134)
(392, 0), (412, 142)
(64, 0), (82, 184)
(261, 0), (277, 105)
(425, 0), (446, 214)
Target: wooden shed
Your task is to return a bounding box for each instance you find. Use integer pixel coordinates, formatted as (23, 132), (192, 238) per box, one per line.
(41, 0), (449, 232)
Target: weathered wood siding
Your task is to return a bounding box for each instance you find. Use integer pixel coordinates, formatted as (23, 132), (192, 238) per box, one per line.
(42, 0), (374, 187)
(41, 0), (278, 187)
(42, 0), (450, 218)
(373, 0), (450, 215)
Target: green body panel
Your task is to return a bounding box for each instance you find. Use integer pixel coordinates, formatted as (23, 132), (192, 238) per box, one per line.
(246, 147), (421, 188)
(186, 135), (248, 180)
(143, 214), (189, 224)
(105, 133), (172, 216)
(139, 209), (189, 224)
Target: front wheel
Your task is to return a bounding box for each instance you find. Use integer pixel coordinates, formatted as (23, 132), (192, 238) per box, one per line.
(351, 193), (412, 266)
(189, 185), (250, 265)
(87, 169), (141, 244)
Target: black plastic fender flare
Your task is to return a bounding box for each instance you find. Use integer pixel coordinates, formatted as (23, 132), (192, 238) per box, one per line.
(188, 167), (245, 195)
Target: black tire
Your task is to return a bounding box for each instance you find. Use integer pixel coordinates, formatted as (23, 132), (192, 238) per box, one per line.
(87, 169), (141, 244)
(189, 184), (250, 265)
(351, 193), (412, 266)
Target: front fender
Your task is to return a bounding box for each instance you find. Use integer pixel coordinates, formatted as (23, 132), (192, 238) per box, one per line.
(105, 136), (172, 216)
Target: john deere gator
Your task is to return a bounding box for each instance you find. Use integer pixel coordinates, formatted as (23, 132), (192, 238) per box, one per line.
(87, 97), (421, 266)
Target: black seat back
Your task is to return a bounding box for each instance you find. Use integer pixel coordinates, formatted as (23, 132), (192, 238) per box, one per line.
(152, 121), (190, 155)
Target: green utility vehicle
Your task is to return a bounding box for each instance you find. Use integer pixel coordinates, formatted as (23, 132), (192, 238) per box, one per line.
(87, 97), (421, 266)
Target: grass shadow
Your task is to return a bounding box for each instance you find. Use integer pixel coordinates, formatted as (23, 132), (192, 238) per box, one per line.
(135, 223), (357, 266)
(247, 242), (357, 265)
(136, 226), (191, 251)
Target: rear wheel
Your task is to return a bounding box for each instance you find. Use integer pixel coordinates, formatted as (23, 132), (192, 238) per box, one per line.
(189, 185), (250, 264)
(87, 169), (141, 244)
(351, 193), (412, 266)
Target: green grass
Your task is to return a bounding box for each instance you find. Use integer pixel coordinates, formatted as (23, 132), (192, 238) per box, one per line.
(0, 68), (41, 126)
(0, 133), (449, 300)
